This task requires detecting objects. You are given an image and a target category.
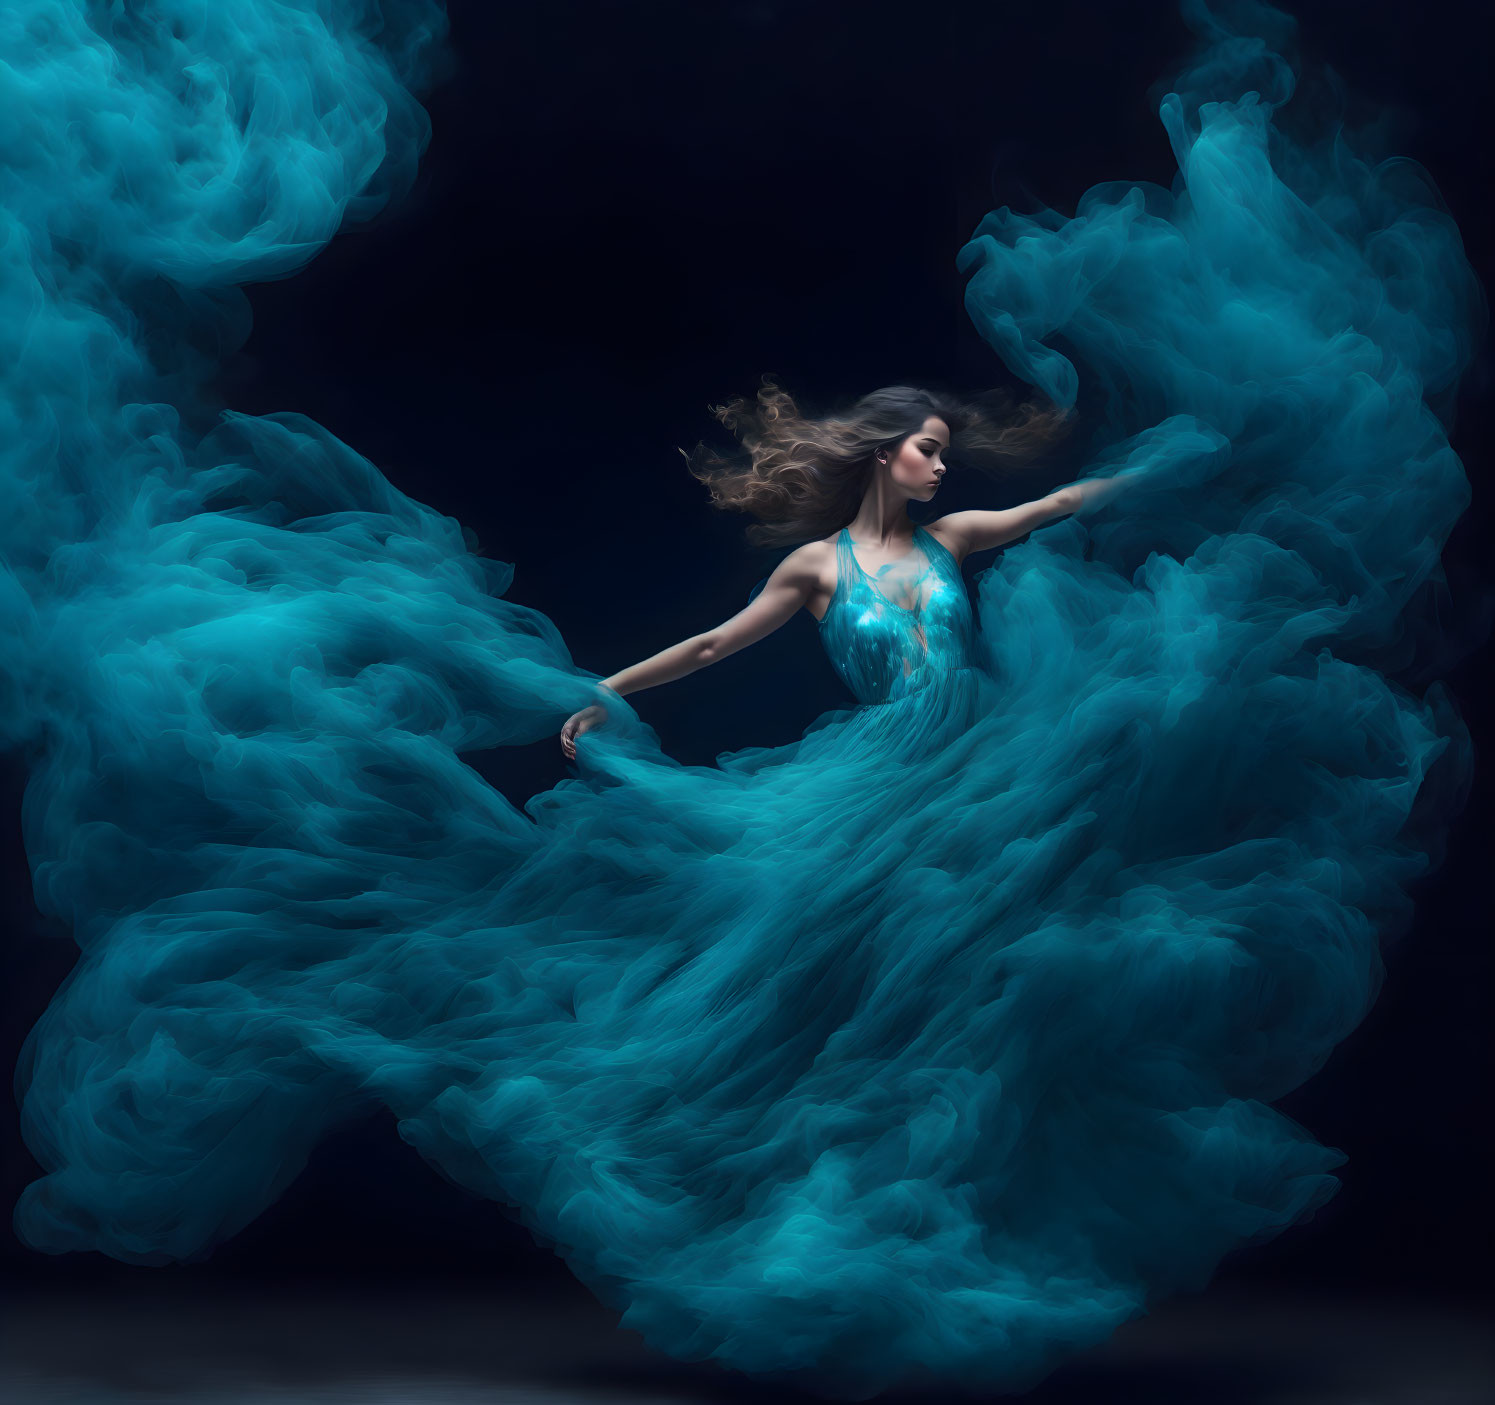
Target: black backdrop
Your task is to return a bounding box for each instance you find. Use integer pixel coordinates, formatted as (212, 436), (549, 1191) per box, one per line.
(2, 0), (1489, 1316)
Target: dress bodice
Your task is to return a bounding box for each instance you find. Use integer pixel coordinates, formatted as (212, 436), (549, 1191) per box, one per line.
(818, 523), (975, 704)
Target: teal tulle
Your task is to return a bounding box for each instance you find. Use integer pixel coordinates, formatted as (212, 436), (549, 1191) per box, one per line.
(2, 1), (1485, 1399)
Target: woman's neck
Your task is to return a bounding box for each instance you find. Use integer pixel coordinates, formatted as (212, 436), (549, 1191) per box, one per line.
(847, 497), (915, 545)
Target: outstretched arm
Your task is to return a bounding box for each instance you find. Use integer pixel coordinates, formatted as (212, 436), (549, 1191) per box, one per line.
(560, 543), (825, 758)
(928, 476), (1125, 564)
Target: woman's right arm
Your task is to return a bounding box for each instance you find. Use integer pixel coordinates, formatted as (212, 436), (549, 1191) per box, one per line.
(560, 541), (828, 758)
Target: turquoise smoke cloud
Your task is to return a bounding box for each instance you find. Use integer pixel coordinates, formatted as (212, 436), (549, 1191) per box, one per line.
(1, 0), (1485, 1395)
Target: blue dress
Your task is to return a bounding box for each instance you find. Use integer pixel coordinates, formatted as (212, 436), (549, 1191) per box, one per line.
(11, 493), (1461, 1397)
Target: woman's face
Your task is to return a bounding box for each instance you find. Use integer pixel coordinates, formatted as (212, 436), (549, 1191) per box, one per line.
(883, 415), (951, 501)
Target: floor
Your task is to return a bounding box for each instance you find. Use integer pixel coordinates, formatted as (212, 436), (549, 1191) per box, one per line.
(0, 1277), (1489, 1403)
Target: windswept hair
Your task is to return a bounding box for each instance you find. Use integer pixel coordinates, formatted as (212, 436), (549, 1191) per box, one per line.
(680, 376), (1074, 548)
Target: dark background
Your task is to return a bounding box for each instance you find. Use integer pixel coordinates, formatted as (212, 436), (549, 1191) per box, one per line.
(2, 0), (1490, 1390)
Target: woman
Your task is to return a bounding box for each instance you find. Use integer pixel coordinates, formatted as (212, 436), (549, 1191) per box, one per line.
(561, 379), (1125, 757)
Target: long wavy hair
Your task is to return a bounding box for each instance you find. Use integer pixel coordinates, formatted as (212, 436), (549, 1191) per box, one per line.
(681, 376), (1074, 547)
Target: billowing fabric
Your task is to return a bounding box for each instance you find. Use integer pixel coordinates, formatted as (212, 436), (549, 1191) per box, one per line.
(1, 1), (1483, 1398)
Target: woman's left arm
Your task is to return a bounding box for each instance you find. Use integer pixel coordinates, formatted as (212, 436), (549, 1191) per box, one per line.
(927, 476), (1126, 564)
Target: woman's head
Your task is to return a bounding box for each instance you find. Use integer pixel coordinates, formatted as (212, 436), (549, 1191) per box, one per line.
(682, 377), (1072, 547)
(871, 409), (953, 507)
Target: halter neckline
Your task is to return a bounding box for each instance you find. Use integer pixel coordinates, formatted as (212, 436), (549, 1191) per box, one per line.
(821, 524), (937, 626)
(840, 524), (930, 578)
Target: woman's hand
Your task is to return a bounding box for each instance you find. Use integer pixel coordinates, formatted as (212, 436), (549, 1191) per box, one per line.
(1066, 472), (1134, 515)
(560, 702), (608, 760)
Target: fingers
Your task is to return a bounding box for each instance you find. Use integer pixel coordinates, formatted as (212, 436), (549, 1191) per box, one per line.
(560, 706), (604, 761)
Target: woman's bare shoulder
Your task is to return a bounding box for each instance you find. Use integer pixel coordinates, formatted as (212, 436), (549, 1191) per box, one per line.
(779, 537), (839, 620)
(777, 536), (837, 573)
(921, 516), (968, 564)
(769, 539), (839, 618)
